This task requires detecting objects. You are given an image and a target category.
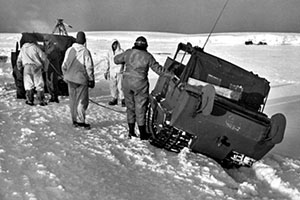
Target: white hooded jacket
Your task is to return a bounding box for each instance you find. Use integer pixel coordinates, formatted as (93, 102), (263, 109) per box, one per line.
(17, 43), (47, 70)
(61, 43), (94, 85)
(105, 39), (124, 77)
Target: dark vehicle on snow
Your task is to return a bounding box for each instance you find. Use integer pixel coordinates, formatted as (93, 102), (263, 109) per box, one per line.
(146, 43), (286, 168)
(11, 32), (76, 99)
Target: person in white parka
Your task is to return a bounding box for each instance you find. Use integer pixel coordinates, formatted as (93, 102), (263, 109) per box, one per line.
(104, 39), (125, 107)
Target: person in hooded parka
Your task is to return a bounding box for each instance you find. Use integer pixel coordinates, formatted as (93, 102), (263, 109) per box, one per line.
(61, 31), (95, 129)
(114, 36), (165, 140)
(16, 40), (49, 106)
(104, 39), (125, 106)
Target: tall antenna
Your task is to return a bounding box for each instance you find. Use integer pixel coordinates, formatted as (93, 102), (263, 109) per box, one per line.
(202, 0), (230, 50)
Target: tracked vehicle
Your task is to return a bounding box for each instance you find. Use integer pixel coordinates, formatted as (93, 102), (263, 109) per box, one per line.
(146, 43), (286, 167)
(11, 32), (76, 98)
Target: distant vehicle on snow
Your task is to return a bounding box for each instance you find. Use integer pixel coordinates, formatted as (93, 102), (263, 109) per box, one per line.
(245, 40), (267, 45)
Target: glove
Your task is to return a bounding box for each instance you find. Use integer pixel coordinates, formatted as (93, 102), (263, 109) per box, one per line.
(104, 72), (109, 80)
(88, 80), (95, 88)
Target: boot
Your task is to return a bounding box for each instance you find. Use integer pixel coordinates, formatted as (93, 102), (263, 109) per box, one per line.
(17, 89), (26, 99)
(108, 98), (118, 106)
(25, 89), (34, 106)
(138, 125), (150, 140)
(128, 123), (138, 138)
(49, 95), (59, 103)
(37, 91), (48, 106)
(73, 121), (91, 130)
(121, 99), (126, 107)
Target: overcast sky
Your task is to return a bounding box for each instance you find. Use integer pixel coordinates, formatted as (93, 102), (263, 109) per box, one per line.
(1, 0), (300, 34)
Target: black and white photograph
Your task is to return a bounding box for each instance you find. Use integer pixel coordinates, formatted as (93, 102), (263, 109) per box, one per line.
(0, 0), (300, 199)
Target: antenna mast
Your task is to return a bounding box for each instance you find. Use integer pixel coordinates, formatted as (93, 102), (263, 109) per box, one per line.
(52, 19), (73, 36)
(202, 0), (230, 50)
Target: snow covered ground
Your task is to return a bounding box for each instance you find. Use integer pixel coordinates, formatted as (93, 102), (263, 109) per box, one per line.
(0, 31), (300, 200)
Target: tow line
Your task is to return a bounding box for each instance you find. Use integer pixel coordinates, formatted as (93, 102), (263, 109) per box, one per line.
(89, 98), (126, 114)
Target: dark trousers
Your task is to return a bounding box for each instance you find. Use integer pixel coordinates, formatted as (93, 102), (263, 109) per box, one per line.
(123, 81), (149, 126)
(46, 69), (59, 99)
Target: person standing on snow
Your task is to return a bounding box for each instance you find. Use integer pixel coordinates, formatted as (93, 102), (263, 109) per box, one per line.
(61, 31), (95, 129)
(44, 35), (61, 103)
(16, 40), (49, 106)
(114, 36), (165, 140)
(104, 39), (125, 107)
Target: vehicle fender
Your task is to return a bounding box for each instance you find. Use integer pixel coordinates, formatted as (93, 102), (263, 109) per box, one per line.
(268, 113), (286, 144)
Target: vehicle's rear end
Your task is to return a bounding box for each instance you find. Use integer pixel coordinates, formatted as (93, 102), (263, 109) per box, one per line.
(11, 32), (76, 97)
